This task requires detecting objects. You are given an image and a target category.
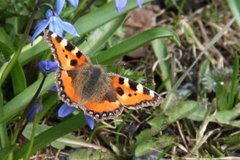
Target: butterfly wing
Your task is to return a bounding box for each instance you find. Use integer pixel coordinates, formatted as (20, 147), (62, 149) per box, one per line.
(82, 89), (124, 120)
(44, 30), (88, 111)
(110, 74), (161, 109)
(44, 30), (89, 70)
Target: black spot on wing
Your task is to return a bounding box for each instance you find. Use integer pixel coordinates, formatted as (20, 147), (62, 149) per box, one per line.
(119, 77), (124, 85)
(116, 87), (124, 96)
(56, 36), (62, 43)
(129, 80), (137, 91)
(65, 42), (75, 51)
(70, 59), (78, 66)
(143, 87), (150, 95)
(76, 51), (82, 58)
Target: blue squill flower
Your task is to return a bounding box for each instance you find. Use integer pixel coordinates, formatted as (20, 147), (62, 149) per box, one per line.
(38, 60), (58, 76)
(56, 0), (79, 14)
(115, 0), (143, 13)
(27, 103), (43, 121)
(58, 103), (77, 117)
(58, 103), (95, 130)
(49, 85), (58, 92)
(31, 9), (79, 44)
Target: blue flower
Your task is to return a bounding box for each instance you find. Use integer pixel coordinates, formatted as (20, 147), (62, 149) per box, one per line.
(27, 103), (43, 121)
(38, 60), (58, 76)
(31, 9), (79, 44)
(84, 115), (95, 130)
(58, 103), (95, 130)
(56, 0), (79, 14)
(115, 0), (143, 13)
(58, 103), (77, 118)
(49, 85), (58, 92)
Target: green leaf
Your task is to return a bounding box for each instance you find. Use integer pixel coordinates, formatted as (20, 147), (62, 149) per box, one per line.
(69, 148), (115, 160)
(23, 124), (87, 150)
(10, 61), (27, 95)
(227, 0), (240, 26)
(135, 136), (174, 157)
(227, 53), (239, 109)
(167, 101), (198, 123)
(136, 100), (198, 145)
(198, 60), (210, 81)
(216, 82), (228, 111)
(0, 144), (16, 160)
(15, 113), (86, 159)
(187, 103), (207, 121)
(80, 15), (126, 56)
(0, 74), (54, 123)
(0, 27), (15, 55)
(213, 110), (239, 122)
(222, 132), (240, 145)
(93, 28), (180, 64)
(151, 39), (172, 91)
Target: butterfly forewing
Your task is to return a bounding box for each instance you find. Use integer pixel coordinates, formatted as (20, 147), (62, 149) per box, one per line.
(44, 30), (89, 70)
(110, 74), (161, 109)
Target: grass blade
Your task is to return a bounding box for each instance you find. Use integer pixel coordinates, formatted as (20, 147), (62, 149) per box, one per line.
(93, 28), (180, 64)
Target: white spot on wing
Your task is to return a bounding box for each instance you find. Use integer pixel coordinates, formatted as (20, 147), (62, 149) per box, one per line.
(136, 84), (143, 93)
(124, 78), (129, 87)
(72, 47), (78, 54)
(51, 33), (57, 38)
(150, 90), (155, 97)
(61, 39), (67, 47)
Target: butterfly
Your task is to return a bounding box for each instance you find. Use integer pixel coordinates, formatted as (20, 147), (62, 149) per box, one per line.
(43, 30), (161, 120)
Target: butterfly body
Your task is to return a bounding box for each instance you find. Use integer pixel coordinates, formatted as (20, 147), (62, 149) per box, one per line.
(66, 64), (112, 104)
(44, 30), (161, 120)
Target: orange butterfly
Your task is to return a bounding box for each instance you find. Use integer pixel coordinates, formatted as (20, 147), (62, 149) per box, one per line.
(44, 30), (161, 120)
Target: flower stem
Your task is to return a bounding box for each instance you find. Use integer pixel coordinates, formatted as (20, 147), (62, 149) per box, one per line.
(0, 90), (10, 148)
(10, 75), (46, 160)
(24, 113), (39, 160)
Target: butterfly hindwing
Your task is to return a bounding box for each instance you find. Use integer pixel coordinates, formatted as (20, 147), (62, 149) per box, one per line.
(83, 100), (124, 120)
(44, 30), (89, 70)
(110, 74), (161, 109)
(55, 69), (81, 107)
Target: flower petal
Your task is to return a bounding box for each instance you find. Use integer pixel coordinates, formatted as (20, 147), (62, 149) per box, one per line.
(115, 0), (127, 13)
(38, 60), (58, 75)
(31, 19), (49, 45)
(59, 19), (79, 37)
(84, 115), (95, 130)
(137, 0), (143, 8)
(49, 16), (64, 36)
(45, 9), (53, 18)
(58, 103), (77, 118)
(68, 0), (79, 8)
(27, 103), (43, 121)
(56, 0), (66, 14)
(49, 85), (58, 92)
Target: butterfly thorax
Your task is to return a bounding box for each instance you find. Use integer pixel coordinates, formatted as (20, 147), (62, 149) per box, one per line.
(67, 64), (114, 104)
